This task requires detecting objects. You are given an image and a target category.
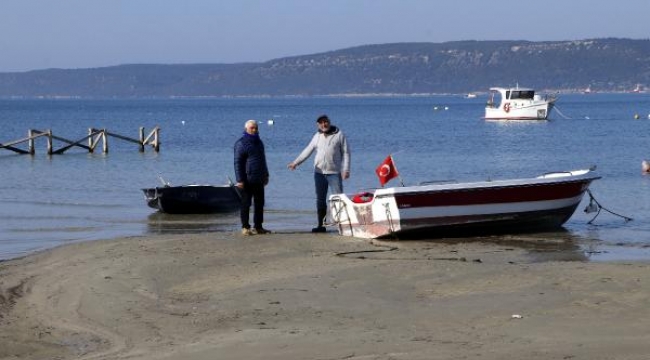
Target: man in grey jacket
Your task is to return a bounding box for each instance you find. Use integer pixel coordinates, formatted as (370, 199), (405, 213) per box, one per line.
(288, 114), (350, 232)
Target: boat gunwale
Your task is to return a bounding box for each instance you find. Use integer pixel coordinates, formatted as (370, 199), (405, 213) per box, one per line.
(372, 173), (600, 199)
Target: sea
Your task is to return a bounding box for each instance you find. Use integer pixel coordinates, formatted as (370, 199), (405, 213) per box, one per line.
(2, 93), (650, 262)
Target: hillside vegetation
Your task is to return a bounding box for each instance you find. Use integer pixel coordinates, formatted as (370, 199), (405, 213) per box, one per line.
(1, 38), (649, 97)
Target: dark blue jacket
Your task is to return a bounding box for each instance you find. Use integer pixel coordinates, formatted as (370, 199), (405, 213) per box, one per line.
(234, 133), (269, 184)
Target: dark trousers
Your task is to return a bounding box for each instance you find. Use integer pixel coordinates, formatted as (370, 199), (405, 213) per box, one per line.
(240, 182), (265, 229)
(314, 172), (343, 212)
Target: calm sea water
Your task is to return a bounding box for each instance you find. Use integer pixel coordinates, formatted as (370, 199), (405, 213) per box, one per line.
(2, 94), (650, 261)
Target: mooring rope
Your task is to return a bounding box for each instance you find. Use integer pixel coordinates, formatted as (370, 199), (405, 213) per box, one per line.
(553, 104), (573, 119)
(584, 189), (633, 224)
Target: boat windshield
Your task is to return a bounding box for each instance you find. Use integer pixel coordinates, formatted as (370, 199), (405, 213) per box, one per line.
(509, 90), (535, 100)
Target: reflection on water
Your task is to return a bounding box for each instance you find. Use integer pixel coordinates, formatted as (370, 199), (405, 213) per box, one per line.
(494, 231), (591, 262)
(146, 212), (240, 234)
(145, 208), (317, 235)
(385, 229), (600, 263)
(382, 227), (650, 263)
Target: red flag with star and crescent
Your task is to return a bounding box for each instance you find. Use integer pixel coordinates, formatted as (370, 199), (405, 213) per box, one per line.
(375, 155), (399, 187)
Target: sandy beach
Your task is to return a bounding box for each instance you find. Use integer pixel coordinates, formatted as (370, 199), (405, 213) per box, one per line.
(2, 231), (650, 360)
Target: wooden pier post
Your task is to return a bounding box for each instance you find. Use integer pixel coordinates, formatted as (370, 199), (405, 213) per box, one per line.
(88, 128), (94, 153)
(153, 127), (160, 152)
(28, 130), (35, 155)
(139, 127), (145, 152)
(47, 130), (53, 155)
(102, 129), (108, 153)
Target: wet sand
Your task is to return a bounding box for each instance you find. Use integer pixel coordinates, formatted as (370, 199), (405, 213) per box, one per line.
(2, 231), (650, 359)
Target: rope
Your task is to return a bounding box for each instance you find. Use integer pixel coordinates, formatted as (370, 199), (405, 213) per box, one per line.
(335, 243), (468, 262)
(585, 189), (633, 224)
(335, 247), (398, 258)
(553, 104), (572, 119)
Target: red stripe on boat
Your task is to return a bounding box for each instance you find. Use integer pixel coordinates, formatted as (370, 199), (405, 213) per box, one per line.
(394, 181), (588, 208)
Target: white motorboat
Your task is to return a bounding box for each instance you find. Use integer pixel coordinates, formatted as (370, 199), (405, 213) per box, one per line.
(329, 168), (599, 239)
(485, 86), (556, 120)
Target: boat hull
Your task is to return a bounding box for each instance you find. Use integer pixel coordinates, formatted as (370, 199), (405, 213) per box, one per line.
(329, 169), (599, 239)
(485, 101), (554, 120)
(142, 185), (241, 214)
(375, 203), (581, 239)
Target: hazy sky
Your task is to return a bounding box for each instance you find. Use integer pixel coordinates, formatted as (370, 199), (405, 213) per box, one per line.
(2, 0), (649, 72)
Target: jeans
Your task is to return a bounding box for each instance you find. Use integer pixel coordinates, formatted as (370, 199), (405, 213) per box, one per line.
(240, 182), (265, 229)
(314, 172), (343, 211)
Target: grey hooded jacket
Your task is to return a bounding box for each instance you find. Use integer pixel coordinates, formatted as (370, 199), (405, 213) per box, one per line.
(292, 126), (350, 174)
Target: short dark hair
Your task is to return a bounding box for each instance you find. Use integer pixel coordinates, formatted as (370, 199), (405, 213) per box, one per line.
(316, 114), (330, 123)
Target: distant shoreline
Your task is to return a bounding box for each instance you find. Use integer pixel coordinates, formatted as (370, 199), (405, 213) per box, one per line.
(2, 39), (647, 98)
(0, 90), (646, 100)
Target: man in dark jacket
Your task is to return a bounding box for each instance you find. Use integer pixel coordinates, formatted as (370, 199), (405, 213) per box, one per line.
(234, 120), (270, 235)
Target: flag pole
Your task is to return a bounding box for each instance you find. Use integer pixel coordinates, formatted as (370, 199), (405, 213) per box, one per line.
(390, 155), (405, 187)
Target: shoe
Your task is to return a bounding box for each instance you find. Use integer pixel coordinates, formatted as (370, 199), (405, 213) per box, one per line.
(311, 226), (327, 233)
(241, 228), (254, 236)
(253, 227), (271, 235)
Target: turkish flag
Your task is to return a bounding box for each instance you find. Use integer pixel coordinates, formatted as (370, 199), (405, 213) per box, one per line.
(375, 155), (399, 187)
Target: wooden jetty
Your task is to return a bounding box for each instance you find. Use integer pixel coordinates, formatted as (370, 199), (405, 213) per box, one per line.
(0, 127), (160, 155)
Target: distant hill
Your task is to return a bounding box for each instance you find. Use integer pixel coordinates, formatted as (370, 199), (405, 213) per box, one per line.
(1, 38), (649, 98)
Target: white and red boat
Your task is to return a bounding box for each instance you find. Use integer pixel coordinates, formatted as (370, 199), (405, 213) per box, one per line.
(329, 168), (599, 239)
(484, 86), (556, 120)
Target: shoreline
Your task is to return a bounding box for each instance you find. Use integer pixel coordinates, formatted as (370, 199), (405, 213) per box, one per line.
(4, 221), (650, 264)
(2, 231), (650, 359)
(0, 90), (643, 101)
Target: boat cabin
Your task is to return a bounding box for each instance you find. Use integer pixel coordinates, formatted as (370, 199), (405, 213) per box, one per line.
(508, 89), (535, 100)
(486, 87), (542, 108)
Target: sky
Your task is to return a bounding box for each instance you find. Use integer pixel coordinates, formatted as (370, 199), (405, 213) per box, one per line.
(1, 0), (649, 73)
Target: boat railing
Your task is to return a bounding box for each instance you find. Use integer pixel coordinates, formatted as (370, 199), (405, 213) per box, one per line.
(329, 195), (354, 235)
(537, 167), (594, 179)
(537, 171), (574, 179)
